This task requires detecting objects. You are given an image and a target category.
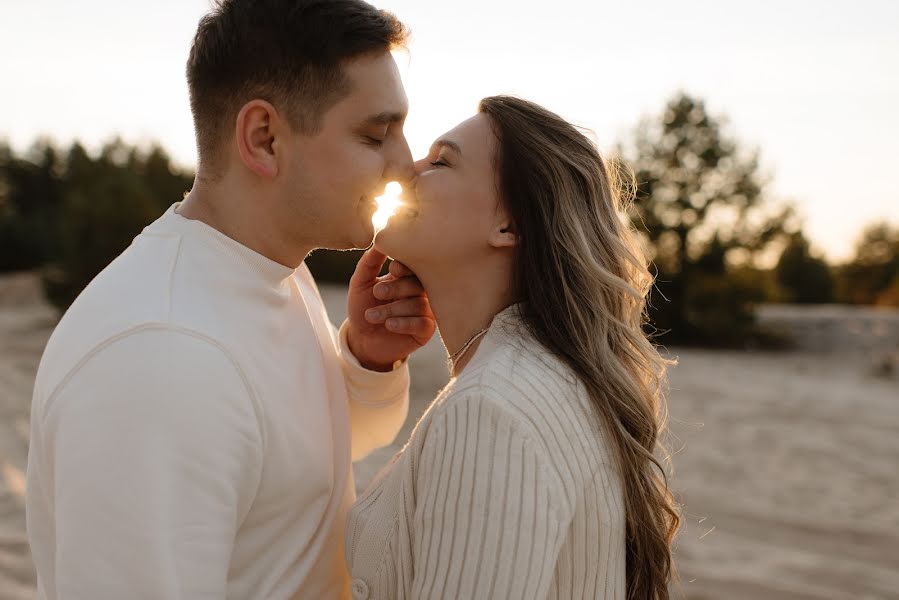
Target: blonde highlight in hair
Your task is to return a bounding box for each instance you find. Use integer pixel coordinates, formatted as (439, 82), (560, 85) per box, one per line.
(479, 95), (680, 599)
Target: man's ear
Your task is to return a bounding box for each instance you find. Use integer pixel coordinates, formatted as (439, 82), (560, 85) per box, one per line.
(235, 99), (281, 179)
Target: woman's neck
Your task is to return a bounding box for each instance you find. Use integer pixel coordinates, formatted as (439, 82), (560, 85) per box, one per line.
(417, 259), (514, 376)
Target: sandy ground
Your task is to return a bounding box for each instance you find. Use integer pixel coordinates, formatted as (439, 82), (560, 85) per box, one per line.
(1, 272), (897, 599)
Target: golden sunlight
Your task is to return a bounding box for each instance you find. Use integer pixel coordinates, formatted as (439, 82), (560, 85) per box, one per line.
(3, 462), (25, 498)
(372, 181), (403, 231)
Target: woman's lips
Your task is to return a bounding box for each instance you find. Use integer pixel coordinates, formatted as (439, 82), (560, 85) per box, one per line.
(395, 192), (419, 219)
(397, 202), (418, 218)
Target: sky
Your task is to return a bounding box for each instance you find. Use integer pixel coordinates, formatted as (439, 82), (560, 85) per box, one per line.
(2, 0), (897, 262)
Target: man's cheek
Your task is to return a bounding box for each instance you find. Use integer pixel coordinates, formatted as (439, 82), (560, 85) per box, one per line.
(357, 160), (386, 190)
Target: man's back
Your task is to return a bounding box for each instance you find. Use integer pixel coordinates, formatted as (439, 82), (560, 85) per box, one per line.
(26, 205), (397, 599)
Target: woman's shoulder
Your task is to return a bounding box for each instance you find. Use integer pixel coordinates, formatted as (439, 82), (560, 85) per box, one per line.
(456, 316), (583, 421)
(431, 354), (615, 517)
(443, 326), (613, 474)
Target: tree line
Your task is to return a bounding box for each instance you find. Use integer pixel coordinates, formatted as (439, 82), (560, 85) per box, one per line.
(1, 93), (896, 345)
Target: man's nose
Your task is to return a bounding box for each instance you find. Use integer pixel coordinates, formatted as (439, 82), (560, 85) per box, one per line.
(384, 134), (415, 184)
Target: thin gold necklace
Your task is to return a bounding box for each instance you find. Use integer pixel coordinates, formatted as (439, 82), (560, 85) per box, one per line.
(446, 327), (489, 376)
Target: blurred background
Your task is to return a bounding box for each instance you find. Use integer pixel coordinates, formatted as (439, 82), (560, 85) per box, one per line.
(1, 1), (897, 598)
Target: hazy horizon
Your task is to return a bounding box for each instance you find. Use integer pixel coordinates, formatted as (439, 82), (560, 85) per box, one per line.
(3, 0), (897, 261)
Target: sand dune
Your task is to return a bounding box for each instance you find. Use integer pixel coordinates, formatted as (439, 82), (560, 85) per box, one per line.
(0, 274), (54, 599)
(0, 274), (896, 599)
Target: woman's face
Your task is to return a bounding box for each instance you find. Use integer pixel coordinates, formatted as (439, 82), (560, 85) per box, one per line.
(374, 113), (509, 271)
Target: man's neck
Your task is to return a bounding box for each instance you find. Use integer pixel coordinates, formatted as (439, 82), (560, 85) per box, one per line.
(178, 180), (312, 269)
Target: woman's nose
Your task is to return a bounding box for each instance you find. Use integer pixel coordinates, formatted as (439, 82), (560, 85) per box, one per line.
(412, 156), (431, 175)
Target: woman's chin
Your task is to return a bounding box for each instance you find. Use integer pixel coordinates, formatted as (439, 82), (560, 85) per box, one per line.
(373, 226), (397, 254)
(374, 223), (412, 262)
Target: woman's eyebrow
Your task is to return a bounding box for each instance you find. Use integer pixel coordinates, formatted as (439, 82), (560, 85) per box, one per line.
(433, 139), (462, 155)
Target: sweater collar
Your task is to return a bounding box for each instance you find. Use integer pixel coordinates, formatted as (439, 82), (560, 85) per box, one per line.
(157, 202), (297, 287)
(457, 302), (528, 374)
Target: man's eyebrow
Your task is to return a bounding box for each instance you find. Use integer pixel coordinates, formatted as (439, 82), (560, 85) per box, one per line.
(433, 139), (462, 155)
(363, 111), (406, 125)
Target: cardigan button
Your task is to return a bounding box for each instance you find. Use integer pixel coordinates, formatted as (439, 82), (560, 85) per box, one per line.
(351, 578), (370, 600)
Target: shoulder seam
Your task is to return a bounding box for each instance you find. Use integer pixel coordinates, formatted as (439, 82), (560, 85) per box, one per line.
(41, 323), (267, 460)
(165, 234), (183, 321)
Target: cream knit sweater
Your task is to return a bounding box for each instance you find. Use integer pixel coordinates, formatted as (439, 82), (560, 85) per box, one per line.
(27, 204), (409, 600)
(346, 305), (626, 600)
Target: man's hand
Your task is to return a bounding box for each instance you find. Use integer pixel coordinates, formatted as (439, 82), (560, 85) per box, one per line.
(345, 247), (436, 371)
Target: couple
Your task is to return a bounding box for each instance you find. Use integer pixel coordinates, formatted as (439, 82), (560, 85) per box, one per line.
(25, 1), (678, 599)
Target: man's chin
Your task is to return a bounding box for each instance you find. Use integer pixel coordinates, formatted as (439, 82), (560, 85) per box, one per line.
(319, 231), (373, 252)
(349, 221), (376, 250)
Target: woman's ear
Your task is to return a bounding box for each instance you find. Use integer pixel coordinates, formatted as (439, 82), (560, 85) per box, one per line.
(489, 219), (517, 248)
(235, 99), (281, 179)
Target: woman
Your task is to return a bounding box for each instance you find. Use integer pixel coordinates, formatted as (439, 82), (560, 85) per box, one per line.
(346, 96), (679, 599)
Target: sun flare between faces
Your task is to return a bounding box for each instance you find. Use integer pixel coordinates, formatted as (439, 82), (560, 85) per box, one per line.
(372, 182), (403, 232)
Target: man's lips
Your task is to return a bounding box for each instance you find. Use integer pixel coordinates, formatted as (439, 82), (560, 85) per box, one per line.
(361, 197), (378, 213)
(366, 195), (418, 222)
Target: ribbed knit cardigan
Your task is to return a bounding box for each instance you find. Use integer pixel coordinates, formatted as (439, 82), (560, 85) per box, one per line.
(345, 305), (626, 599)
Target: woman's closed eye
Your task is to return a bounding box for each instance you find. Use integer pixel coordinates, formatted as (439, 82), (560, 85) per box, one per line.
(429, 157), (449, 167)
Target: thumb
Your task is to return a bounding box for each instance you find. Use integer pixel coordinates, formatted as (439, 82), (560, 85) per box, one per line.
(350, 246), (388, 287)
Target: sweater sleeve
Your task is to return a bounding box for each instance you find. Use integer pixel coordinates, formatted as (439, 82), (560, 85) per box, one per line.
(40, 327), (264, 599)
(336, 319), (410, 461)
(410, 392), (571, 600)
(294, 263), (409, 461)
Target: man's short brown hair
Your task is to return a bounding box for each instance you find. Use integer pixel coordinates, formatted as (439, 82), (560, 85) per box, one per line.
(186, 0), (409, 168)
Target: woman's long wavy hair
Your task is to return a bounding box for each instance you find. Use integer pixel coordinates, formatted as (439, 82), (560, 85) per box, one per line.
(479, 96), (680, 599)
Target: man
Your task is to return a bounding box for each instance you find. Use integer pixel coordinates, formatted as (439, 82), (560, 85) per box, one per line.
(25, 1), (434, 598)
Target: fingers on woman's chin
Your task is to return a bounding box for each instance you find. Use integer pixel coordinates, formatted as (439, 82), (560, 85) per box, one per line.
(388, 316), (435, 338)
(385, 317), (416, 333)
(388, 260), (414, 278)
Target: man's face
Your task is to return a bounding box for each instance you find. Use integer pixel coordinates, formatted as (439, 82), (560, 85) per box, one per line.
(283, 51), (413, 250)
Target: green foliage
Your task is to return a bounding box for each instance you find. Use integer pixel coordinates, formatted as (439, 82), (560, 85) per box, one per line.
(682, 270), (766, 346)
(0, 139), (65, 270)
(876, 274), (899, 307)
(775, 233), (835, 304)
(43, 162), (161, 308)
(3, 94), (894, 332)
(836, 222), (899, 306)
(0, 138), (193, 308)
(622, 93), (793, 345)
